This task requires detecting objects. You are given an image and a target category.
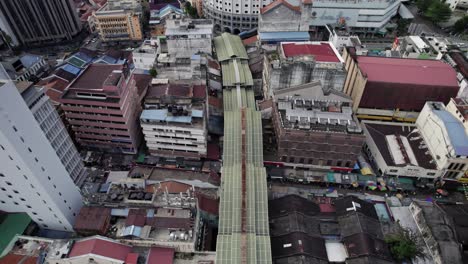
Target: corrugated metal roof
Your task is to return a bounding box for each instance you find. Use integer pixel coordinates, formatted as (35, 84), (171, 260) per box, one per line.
(221, 59), (253, 87)
(214, 33), (248, 62)
(140, 109), (192, 124)
(259, 31), (310, 42)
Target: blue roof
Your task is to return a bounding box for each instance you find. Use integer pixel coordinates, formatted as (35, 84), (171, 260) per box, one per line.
(122, 225), (142, 237)
(433, 110), (468, 156)
(73, 52), (93, 63)
(141, 109), (192, 124)
(259, 31), (310, 42)
(20, 54), (42, 68)
(192, 110), (203, 118)
(61, 63), (81, 75)
(99, 55), (119, 64)
(159, 4), (183, 16)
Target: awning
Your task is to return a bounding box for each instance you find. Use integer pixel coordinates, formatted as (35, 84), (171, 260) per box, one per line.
(398, 177), (416, 191)
(398, 4), (414, 19)
(327, 173), (336, 183)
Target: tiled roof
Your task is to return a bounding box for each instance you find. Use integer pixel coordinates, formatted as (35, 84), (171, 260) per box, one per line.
(68, 236), (132, 261)
(271, 232), (328, 261)
(243, 35), (258, 45)
(269, 195), (321, 219)
(282, 42), (341, 62)
(125, 253), (139, 264)
(146, 247), (174, 264)
(74, 207), (111, 232)
(125, 209), (147, 227)
(260, 0), (300, 14)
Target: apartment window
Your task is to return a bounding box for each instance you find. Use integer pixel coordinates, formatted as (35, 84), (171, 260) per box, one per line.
(20, 198), (25, 201)
(299, 158), (305, 163)
(68, 207), (72, 210)
(26, 205), (32, 208)
(308, 159), (313, 164)
(5, 181), (12, 186)
(49, 207), (52, 212)
(41, 167), (45, 172)
(16, 166), (21, 171)
(43, 225), (48, 228)
(13, 190), (18, 194)
(289, 157), (294, 163)
(42, 200), (47, 204)
(20, 137), (24, 143)
(48, 176), (51, 181)
(36, 192), (41, 197)
(7, 195), (12, 198)
(30, 184), (35, 189)
(389, 169), (398, 173)
(53, 184), (56, 189)
(1, 188), (5, 191)
(326, 160), (332, 166)
(59, 192), (62, 196)
(0, 144), (4, 150)
(14, 202), (18, 205)
(34, 158), (39, 163)
(12, 126), (17, 132)
(37, 218), (43, 222)
(0, 173), (4, 177)
(32, 212), (37, 215)
(64, 200), (67, 204)
(1, 201), (5, 204)
(8, 155), (13, 160)
(28, 148), (32, 152)
(23, 175), (28, 180)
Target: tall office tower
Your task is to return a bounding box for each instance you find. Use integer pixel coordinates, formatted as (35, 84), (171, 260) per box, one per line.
(0, 0), (82, 47)
(60, 64), (142, 154)
(203, 0), (274, 33)
(21, 84), (88, 187)
(0, 80), (83, 231)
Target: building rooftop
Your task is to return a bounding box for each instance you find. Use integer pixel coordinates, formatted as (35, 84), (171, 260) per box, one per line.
(343, 233), (391, 261)
(69, 64), (123, 90)
(268, 194), (320, 218)
(146, 247), (174, 264)
(214, 33), (248, 62)
(165, 19), (213, 36)
(427, 102), (468, 156)
(74, 207), (111, 233)
(19, 54), (42, 69)
(0, 213), (32, 256)
(281, 42), (342, 63)
(259, 32), (310, 43)
(277, 97), (362, 134)
(335, 196), (379, 220)
(68, 236), (132, 261)
(221, 59), (253, 87)
(271, 232), (328, 263)
(140, 108), (203, 124)
(363, 121), (437, 170)
(260, 0), (300, 14)
(451, 98), (468, 120)
(356, 56), (458, 87)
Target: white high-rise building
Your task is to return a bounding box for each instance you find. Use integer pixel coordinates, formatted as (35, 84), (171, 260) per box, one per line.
(0, 80), (83, 231)
(203, 0), (274, 33)
(21, 84), (88, 187)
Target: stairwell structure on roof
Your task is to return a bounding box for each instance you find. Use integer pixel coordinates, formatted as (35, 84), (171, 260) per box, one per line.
(214, 33), (272, 264)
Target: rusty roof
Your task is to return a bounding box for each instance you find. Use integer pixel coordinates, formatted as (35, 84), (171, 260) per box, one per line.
(260, 0), (300, 14)
(70, 64), (123, 90)
(74, 207), (111, 232)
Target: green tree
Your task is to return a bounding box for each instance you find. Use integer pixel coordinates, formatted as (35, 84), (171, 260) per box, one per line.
(385, 229), (424, 261)
(185, 2), (198, 18)
(397, 19), (411, 35)
(425, 1), (452, 24)
(416, 0), (433, 12)
(453, 16), (468, 33)
(149, 67), (157, 77)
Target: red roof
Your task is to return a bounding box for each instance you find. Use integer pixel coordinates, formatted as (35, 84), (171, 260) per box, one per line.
(0, 254), (37, 264)
(282, 42), (340, 62)
(126, 209), (147, 227)
(260, 0), (300, 14)
(125, 253), (139, 264)
(68, 237), (132, 261)
(193, 84), (207, 99)
(243, 35), (258, 45)
(197, 194), (219, 215)
(208, 96), (223, 109)
(357, 56), (459, 87)
(158, 181), (192, 194)
(319, 203), (336, 213)
(74, 207), (111, 233)
(207, 143), (221, 160)
(146, 247), (174, 264)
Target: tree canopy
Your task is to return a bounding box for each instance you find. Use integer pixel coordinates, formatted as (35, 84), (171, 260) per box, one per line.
(453, 16), (468, 33)
(149, 67), (157, 78)
(417, 0), (452, 23)
(185, 2), (198, 18)
(385, 228), (424, 261)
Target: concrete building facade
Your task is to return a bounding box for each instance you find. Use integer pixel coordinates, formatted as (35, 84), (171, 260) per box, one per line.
(0, 0), (82, 47)
(263, 42), (346, 99)
(141, 82), (207, 159)
(416, 102), (468, 180)
(21, 84), (88, 187)
(60, 64), (142, 154)
(165, 19), (214, 59)
(0, 80), (83, 231)
(1, 54), (47, 82)
(202, 0), (274, 33)
(93, 3), (143, 42)
(271, 82), (365, 169)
